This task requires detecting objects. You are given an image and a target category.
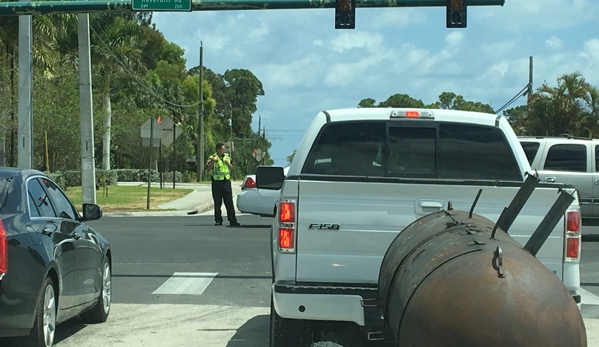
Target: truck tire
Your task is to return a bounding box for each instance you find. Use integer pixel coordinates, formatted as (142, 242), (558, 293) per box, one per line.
(270, 297), (314, 347)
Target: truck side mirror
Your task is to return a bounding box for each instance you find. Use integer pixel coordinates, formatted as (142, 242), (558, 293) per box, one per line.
(256, 166), (285, 190)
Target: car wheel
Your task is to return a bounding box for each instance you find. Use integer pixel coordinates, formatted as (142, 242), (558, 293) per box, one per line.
(15, 277), (56, 347)
(81, 259), (111, 323)
(270, 295), (313, 347)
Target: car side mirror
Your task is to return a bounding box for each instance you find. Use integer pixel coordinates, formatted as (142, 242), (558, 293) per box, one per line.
(256, 166), (285, 190)
(82, 203), (103, 221)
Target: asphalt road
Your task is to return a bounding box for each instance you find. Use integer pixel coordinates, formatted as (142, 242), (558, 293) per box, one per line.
(581, 224), (599, 319)
(52, 214), (274, 347)
(4, 215), (597, 347)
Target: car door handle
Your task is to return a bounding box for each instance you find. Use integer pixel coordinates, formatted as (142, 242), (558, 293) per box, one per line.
(418, 201), (444, 208)
(41, 224), (57, 235)
(545, 177), (556, 183)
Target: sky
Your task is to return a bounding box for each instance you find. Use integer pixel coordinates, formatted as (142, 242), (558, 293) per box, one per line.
(151, 0), (599, 167)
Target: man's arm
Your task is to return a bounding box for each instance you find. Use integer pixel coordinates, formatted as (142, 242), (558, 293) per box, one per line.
(206, 155), (218, 171)
(223, 156), (234, 169)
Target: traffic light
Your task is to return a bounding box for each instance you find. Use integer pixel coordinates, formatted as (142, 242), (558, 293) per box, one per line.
(335, 0), (355, 29)
(446, 0), (467, 28)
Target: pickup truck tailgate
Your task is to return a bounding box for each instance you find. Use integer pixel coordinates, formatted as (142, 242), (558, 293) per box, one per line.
(295, 179), (567, 284)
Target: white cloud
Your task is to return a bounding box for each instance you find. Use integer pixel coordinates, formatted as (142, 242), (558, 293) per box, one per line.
(368, 8), (427, 29)
(330, 32), (385, 53)
(445, 31), (464, 47)
(476, 0), (599, 31)
(545, 36), (563, 49)
(150, 7), (599, 166)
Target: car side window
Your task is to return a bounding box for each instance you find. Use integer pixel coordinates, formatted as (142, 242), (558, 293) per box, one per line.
(28, 192), (41, 217)
(595, 145), (599, 172)
(39, 178), (78, 220)
(27, 179), (57, 218)
(520, 141), (540, 165)
(544, 144), (587, 172)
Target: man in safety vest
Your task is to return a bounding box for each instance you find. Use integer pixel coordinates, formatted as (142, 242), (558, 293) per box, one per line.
(205, 143), (240, 226)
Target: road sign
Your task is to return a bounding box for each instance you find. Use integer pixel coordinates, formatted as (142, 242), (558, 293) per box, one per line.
(131, 0), (191, 11)
(252, 148), (263, 161)
(158, 116), (183, 147)
(140, 116), (182, 147)
(141, 118), (161, 147)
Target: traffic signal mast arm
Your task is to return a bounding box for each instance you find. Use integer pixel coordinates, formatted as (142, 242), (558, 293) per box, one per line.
(0, 0), (504, 16)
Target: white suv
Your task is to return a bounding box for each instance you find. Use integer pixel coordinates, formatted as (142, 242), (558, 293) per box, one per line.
(519, 136), (599, 220)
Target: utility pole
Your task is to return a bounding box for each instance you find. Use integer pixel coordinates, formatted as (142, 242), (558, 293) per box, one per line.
(258, 115), (261, 135)
(9, 55), (15, 167)
(147, 118), (154, 209)
(78, 13), (97, 204)
(17, 3), (33, 169)
(197, 42), (204, 182)
(527, 56), (533, 105)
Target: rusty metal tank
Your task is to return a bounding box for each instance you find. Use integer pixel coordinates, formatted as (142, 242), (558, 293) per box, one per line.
(378, 209), (587, 347)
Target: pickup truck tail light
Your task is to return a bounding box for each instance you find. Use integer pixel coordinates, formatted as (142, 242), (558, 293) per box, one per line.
(278, 200), (296, 253)
(565, 210), (581, 262)
(0, 220), (7, 277)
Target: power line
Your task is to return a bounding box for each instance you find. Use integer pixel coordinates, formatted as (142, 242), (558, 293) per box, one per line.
(169, 13), (202, 41)
(89, 20), (200, 108)
(494, 85), (529, 114)
(94, 15), (165, 72)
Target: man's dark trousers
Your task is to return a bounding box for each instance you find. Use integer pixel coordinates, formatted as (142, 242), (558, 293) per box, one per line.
(212, 179), (238, 224)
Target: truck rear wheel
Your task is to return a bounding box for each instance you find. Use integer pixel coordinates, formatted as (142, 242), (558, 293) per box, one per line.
(270, 297), (314, 347)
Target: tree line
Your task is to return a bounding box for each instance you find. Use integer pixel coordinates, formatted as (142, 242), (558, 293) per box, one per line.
(0, 12), (273, 181)
(359, 72), (599, 137)
(286, 72), (598, 162)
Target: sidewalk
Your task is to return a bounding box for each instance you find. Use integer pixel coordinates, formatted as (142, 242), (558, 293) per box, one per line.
(103, 181), (243, 217)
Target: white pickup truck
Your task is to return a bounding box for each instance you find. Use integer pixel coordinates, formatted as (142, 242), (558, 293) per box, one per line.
(258, 108), (582, 347)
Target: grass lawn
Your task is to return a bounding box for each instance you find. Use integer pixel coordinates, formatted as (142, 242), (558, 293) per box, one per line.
(64, 186), (194, 212)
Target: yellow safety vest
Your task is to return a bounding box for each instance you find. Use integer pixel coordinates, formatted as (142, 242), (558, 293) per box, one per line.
(209, 153), (231, 181)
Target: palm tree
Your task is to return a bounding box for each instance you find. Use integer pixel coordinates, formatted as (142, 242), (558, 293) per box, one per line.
(90, 13), (148, 170)
(0, 14), (76, 166)
(90, 13), (145, 170)
(523, 72), (592, 137)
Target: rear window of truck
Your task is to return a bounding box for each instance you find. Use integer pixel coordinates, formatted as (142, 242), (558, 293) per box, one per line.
(302, 121), (522, 181)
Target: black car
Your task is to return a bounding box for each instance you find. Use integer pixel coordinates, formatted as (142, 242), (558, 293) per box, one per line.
(0, 168), (111, 347)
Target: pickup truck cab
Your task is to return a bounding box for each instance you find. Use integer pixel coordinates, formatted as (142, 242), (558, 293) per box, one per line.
(261, 108), (582, 347)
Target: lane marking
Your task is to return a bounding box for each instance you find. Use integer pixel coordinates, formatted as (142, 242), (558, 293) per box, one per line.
(152, 272), (218, 295)
(580, 288), (599, 306)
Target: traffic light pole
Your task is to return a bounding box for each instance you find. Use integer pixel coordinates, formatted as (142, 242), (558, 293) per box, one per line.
(0, 0), (505, 16)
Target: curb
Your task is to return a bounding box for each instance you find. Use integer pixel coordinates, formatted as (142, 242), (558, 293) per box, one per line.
(104, 191), (241, 217)
(187, 191), (242, 215)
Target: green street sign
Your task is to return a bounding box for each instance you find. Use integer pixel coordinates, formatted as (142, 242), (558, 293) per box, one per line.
(131, 0), (191, 11)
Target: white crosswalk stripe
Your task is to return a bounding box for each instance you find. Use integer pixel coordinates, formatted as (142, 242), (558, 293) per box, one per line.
(581, 288), (599, 306)
(152, 272), (218, 295)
